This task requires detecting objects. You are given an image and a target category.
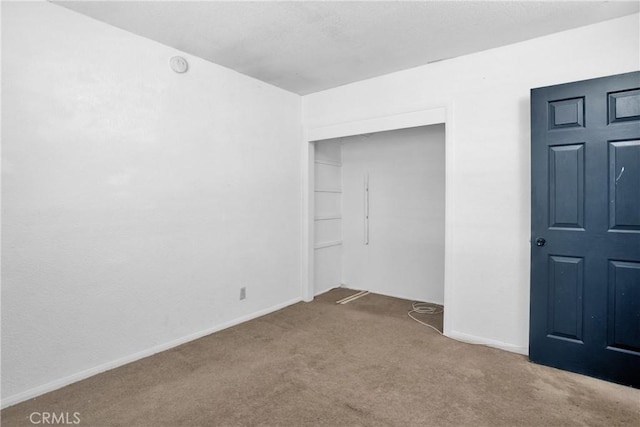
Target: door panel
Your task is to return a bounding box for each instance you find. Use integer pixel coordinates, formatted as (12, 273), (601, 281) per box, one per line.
(607, 261), (640, 353)
(609, 89), (640, 123)
(609, 140), (640, 231)
(530, 71), (640, 387)
(547, 255), (584, 342)
(548, 97), (584, 129)
(548, 144), (584, 229)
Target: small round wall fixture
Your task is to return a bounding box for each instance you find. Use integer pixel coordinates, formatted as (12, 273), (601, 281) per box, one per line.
(170, 56), (188, 73)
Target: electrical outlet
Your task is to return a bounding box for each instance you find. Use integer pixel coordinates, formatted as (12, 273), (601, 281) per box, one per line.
(240, 287), (246, 300)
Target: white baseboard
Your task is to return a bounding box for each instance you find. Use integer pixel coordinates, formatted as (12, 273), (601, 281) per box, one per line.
(339, 284), (444, 306)
(314, 284), (342, 297)
(1, 297), (301, 409)
(446, 330), (529, 356)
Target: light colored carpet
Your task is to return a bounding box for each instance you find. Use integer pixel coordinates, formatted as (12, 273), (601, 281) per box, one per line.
(2, 288), (639, 426)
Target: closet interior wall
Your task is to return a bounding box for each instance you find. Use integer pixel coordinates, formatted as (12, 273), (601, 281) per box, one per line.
(341, 125), (445, 304)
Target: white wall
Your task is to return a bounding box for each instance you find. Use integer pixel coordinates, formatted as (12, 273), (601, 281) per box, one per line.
(1, 2), (301, 405)
(313, 140), (342, 295)
(303, 14), (640, 353)
(341, 126), (445, 303)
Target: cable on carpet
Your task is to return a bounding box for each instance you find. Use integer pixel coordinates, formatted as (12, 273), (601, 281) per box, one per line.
(407, 303), (486, 347)
(408, 301), (444, 335)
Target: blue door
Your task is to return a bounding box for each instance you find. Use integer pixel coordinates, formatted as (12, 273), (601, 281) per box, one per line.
(530, 71), (640, 387)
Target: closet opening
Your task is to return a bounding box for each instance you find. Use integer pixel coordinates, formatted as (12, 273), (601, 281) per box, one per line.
(309, 124), (446, 332)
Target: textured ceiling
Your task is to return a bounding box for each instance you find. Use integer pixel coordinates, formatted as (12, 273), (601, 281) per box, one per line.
(54, 1), (639, 95)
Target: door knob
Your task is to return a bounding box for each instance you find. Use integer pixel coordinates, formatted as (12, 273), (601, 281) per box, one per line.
(536, 238), (546, 247)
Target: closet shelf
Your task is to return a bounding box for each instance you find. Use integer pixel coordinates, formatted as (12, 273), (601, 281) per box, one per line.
(314, 215), (342, 221)
(314, 159), (342, 167)
(314, 188), (342, 193)
(314, 240), (343, 250)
